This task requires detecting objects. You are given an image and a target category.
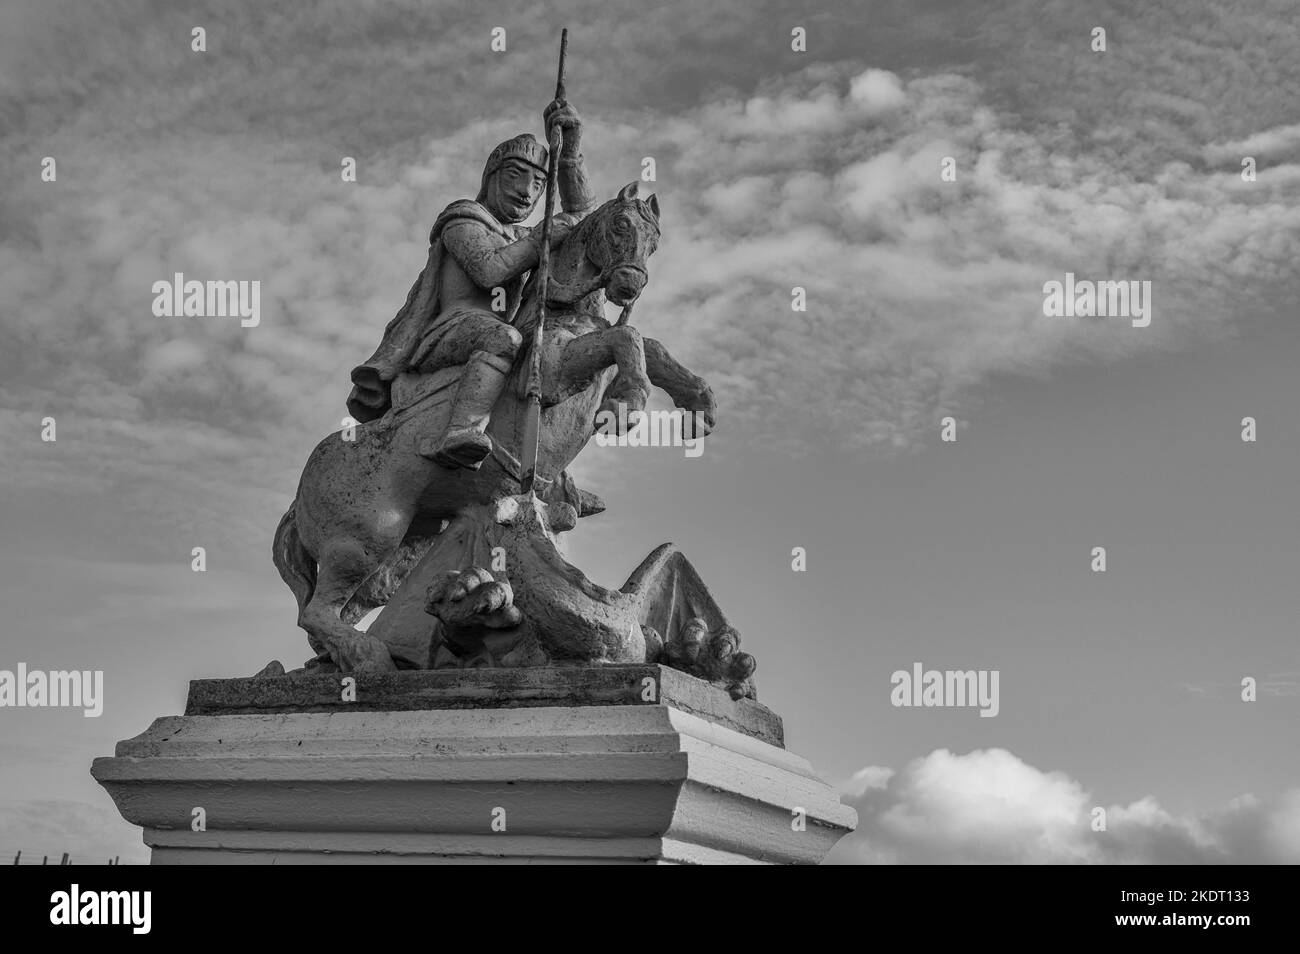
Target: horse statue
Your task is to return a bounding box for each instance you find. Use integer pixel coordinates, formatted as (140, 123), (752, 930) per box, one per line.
(271, 184), (757, 698)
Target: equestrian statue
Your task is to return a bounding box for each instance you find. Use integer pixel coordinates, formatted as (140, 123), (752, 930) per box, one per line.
(270, 32), (757, 698)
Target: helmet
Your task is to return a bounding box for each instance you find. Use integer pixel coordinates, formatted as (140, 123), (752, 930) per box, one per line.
(477, 134), (548, 202)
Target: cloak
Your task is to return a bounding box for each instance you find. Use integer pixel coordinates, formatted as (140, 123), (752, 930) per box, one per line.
(346, 200), (525, 423)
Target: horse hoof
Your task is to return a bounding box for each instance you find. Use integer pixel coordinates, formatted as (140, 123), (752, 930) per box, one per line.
(599, 393), (648, 432)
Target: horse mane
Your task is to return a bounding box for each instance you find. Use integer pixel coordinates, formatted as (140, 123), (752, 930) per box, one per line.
(571, 193), (660, 243)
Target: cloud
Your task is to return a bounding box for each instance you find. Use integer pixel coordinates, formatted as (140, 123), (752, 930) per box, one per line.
(2, 1), (1298, 570)
(828, 748), (1300, 864)
(2, 0), (1297, 871)
(1179, 661), (1300, 700)
(1204, 122), (1300, 166)
(632, 61), (1300, 456)
(849, 68), (907, 116)
(844, 764), (894, 796)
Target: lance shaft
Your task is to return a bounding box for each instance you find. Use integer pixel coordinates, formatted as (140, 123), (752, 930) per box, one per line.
(520, 28), (568, 495)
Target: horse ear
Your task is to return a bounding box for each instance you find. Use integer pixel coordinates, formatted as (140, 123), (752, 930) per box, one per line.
(618, 182), (638, 203)
(647, 193), (660, 220)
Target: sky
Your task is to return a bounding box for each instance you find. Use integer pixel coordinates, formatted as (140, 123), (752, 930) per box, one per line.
(0, 0), (1297, 864)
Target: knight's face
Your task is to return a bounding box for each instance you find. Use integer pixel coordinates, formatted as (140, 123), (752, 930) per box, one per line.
(489, 159), (547, 223)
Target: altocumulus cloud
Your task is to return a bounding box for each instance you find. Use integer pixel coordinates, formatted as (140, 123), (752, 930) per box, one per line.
(627, 61), (1300, 455)
(2, 0), (1298, 563)
(826, 748), (1300, 864)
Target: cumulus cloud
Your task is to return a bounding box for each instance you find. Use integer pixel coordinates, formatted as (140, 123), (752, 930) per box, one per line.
(849, 68), (907, 116)
(844, 764), (895, 796)
(828, 748), (1300, 864)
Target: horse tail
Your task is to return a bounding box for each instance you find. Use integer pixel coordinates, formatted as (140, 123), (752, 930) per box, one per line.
(273, 504), (316, 614)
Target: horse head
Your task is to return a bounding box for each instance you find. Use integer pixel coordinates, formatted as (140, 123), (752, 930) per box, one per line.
(547, 182), (661, 309)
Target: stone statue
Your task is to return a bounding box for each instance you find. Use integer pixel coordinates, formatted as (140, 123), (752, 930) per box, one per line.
(346, 101), (594, 470)
(269, 76), (756, 699)
(93, 35), (856, 870)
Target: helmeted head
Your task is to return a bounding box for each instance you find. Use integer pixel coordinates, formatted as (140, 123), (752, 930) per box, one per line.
(477, 134), (549, 223)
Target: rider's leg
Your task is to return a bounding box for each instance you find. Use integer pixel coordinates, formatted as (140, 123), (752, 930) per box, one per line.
(418, 316), (522, 469)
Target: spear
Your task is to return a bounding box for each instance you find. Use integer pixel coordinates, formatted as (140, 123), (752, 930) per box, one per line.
(519, 28), (568, 495)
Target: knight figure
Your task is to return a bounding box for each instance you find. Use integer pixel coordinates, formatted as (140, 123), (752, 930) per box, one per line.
(346, 100), (594, 470)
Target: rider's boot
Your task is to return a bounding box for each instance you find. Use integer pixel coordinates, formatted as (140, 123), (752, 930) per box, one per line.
(419, 351), (512, 470)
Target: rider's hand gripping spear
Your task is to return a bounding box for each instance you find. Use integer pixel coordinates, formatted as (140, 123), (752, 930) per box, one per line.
(519, 29), (568, 496)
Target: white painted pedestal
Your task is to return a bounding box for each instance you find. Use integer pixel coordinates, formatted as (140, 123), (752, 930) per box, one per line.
(92, 667), (856, 865)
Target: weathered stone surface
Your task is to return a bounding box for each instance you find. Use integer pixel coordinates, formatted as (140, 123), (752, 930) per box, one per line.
(271, 186), (701, 678)
(185, 665), (782, 747)
(266, 35), (750, 698)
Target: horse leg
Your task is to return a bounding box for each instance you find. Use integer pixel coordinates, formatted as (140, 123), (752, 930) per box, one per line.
(644, 336), (715, 434)
(341, 529), (439, 625)
(300, 535), (399, 672)
(555, 326), (650, 429)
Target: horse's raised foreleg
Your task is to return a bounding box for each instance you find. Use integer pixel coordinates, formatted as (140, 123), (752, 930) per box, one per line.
(644, 336), (715, 434)
(553, 326), (651, 429)
(300, 534), (399, 672)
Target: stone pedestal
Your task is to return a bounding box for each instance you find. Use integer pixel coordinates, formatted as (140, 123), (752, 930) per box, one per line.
(92, 666), (855, 864)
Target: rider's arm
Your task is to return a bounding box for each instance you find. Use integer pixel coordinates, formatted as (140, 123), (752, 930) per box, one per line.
(442, 220), (543, 290)
(558, 151), (596, 216)
(556, 113), (596, 215)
